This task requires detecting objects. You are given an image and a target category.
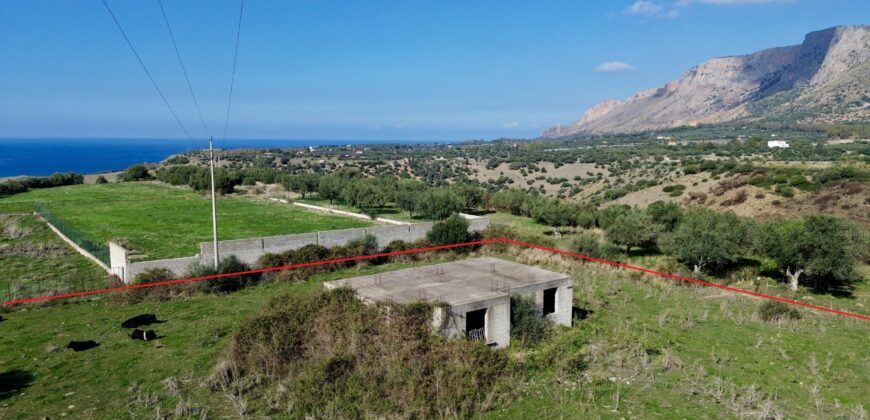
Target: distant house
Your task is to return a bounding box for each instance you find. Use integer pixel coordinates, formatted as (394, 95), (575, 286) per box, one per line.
(767, 140), (790, 149)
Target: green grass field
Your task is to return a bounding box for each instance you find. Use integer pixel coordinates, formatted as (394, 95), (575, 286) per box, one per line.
(0, 250), (867, 418)
(296, 196), (433, 223)
(0, 214), (107, 301)
(0, 183), (372, 261)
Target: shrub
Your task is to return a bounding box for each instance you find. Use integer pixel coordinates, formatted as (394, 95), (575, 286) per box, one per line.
(776, 184), (794, 198)
(124, 267), (177, 302)
(574, 207), (596, 229)
(120, 164), (152, 182)
(186, 255), (258, 294)
(165, 155), (190, 165)
(510, 294), (551, 346)
(95, 175), (108, 184)
(758, 301), (801, 322)
(572, 232), (618, 260)
(346, 234), (379, 257)
(427, 214), (471, 247)
(222, 288), (512, 418)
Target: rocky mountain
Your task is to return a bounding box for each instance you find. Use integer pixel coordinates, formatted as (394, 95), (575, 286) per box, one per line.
(544, 25), (870, 137)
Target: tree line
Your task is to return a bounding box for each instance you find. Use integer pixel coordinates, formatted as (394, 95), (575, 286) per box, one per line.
(488, 188), (867, 293)
(0, 173), (84, 197)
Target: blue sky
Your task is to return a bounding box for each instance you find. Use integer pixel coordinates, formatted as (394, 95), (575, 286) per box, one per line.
(0, 0), (866, 141)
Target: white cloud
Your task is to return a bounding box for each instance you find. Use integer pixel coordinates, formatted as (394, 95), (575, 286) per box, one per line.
(626, 1), (664, 15)
(503, 121), (520, 129)
(595, 61), (636, 72)
(699, 0), (786, 4)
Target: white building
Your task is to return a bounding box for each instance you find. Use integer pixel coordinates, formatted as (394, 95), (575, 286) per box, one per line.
(324, 257), (573, 348)
(767, 140), (790, 149)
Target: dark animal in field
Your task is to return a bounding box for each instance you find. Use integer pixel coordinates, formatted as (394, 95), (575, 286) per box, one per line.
(130, 329), (158, 341)
(121, 314), (162, 328)
(67, 340), (99, 352)
(0, 315), (4, 322)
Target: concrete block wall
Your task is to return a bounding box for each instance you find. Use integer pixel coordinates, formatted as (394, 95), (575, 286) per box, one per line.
(317, 228), (368, 248)
(115, 218), (491, 284)
(551, 284), (573, 326)
(368, 224), (413, 246)
(126, 256), (200, 283)
(109, 241), (128, 280)
(486, 300), (511, 348)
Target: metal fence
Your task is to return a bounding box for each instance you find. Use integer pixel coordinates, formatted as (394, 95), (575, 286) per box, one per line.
(35, 205), (110, 265)
(3, 273), (108, 304)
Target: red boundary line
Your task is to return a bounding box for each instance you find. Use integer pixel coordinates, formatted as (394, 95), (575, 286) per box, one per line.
(4, 237), (869, 322)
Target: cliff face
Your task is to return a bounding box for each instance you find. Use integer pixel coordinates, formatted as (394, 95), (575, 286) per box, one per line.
(544, 25), (870, 137)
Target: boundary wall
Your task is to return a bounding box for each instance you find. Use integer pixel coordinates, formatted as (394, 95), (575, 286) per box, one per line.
(112, 218), (490, 283)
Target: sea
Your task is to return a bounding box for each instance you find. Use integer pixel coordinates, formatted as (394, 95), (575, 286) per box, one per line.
(0, 138), (456, 178)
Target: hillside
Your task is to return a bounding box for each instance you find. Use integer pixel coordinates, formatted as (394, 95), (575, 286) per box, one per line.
(545, 25), (870, 137)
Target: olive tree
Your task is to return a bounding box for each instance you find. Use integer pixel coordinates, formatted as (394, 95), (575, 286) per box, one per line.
(755, 215), (867, 291)
(395, 179), (427, 218)
(417, 188), (464, 220)
(659, 207), (750, 274)
(605, 209), (661, 254)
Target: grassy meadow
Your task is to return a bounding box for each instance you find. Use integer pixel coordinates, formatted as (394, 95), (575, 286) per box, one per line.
(0, 246), (867, 418)
(0, 214), (107, 301)
(0, 183), (372, 261)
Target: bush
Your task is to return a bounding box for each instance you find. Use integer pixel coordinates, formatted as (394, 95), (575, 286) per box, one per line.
(185, 255), (258, 294)
(427, 214), (471, 247)
(222, 288), (512, 418)
(510, 294), (551, 346)
(95, 175), (108, 184)
(775, 184), (794, 198)
(120, 164), (152, 182)
(124, 267), (177, 302)
(574, 208), (596, 229)
(346, 234), (379, 257)
(572, 232), (618, 260)
(758, 301), (801, 322)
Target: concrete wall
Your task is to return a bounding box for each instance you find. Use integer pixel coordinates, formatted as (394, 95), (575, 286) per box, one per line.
(115, 218), (491, 284)
(126, 256), (200, 283)
(447, 294), (510, 348)
(513, 277), (572, 328)
(485, 300), (511, 348)
(109, 241), (128, 280)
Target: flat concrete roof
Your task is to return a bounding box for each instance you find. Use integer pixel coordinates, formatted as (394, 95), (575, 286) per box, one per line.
(323, 257), (570, 307)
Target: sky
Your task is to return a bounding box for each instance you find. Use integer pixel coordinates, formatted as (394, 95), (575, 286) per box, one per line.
(0, 0), (867, 142)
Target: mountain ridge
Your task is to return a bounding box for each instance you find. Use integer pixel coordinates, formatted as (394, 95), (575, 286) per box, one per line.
(544, 25), (870, 137)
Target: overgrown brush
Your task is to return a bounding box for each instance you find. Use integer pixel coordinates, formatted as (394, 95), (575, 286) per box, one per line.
(218, 288), (513, 418)
(757, 300), (801, 322)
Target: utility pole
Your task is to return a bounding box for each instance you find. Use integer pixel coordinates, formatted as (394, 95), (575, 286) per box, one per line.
(208, 136), (220, 269)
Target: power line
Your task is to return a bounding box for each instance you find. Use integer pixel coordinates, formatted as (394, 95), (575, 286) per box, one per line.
(100, 0), (199, 150)
(221, 0), (245, 147)
(157, 0), (211, 139)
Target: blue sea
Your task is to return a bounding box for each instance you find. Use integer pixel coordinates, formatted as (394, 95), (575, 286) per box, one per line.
(0, 138), (456, 178)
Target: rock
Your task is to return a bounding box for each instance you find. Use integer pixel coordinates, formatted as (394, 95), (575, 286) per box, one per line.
(544, 25), (870, 136)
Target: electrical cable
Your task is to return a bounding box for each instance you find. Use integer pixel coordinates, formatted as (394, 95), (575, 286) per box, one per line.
(221, 0), (245, 148)
(157, 0), (211, 139)
(100, 0), (200, 150)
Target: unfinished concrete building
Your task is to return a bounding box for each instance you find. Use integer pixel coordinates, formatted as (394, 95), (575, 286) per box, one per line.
(323, 257), (572, 348)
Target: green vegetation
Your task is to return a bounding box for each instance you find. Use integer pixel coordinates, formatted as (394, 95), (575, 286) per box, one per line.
(0, 183), (370, 261)
(119, 164), (152, 182)
(222, 288), (509, 418)
(0, 173), (84, 197)
(0, 214), (106, 301)
(755, 215), (868, 292)
(1, 242), (867, 418)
